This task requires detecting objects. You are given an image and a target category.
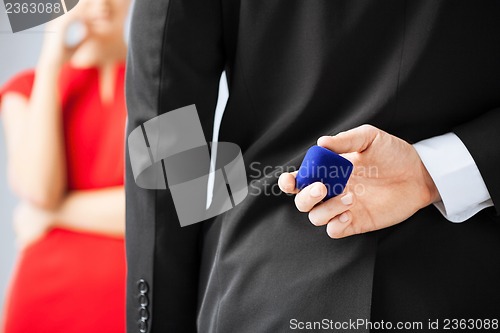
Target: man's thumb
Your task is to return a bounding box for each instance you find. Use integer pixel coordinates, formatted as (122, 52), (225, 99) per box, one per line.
(317, 124), (379, 153)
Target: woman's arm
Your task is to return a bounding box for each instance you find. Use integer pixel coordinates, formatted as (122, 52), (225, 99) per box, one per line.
(2, 13), (88, 209)
(13, 186), (125, 249)
(53, 186), (125, 237)
(2, 60), (66, 209)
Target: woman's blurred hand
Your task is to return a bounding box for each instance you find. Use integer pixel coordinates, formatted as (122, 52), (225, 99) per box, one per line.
(40, 4), (88, 66)
(13, 203), (55, 250)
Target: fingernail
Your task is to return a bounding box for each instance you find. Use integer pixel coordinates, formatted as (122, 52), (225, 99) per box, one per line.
(341, 192), (353, 205)
(339, 212), (349, 223)
(310, 184), (323, 197)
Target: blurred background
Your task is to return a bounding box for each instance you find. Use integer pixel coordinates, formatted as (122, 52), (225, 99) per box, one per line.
(0, 9), (44, 316)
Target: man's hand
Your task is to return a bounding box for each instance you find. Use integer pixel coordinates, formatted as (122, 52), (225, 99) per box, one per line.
(13, 202), (56, 250)
(278, 124), (440, 239)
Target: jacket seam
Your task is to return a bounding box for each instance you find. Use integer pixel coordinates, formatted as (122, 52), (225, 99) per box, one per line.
(153, 0), (174, 332)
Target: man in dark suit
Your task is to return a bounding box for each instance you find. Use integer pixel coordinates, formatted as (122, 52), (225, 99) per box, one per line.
(125, 1), (500, 332)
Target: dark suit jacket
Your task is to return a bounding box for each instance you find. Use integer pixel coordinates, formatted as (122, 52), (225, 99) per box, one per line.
(125, 1), (500, 332)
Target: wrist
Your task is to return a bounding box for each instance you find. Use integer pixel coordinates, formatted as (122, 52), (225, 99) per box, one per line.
(34, 58), (63, 89)
(37, 50), (65, 71)
(419, 160), (441, 206)
(46, 208), (60, 228)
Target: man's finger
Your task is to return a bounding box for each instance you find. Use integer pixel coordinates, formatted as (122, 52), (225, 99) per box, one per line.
(317, 124), (379, 154)
(278, 171), (299, 194)
(294, 182), (327, 212)
(308, 192), (354, 226)
(326, 211), (354, 239)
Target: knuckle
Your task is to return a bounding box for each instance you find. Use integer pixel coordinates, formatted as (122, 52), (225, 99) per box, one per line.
(325, 199), (345, 217)
(297, 206), (308, 213)
(352, 226), (363, 235)
(294, 196), (308, 212)
(324, 200), (338, 214)
(354, 223), (370, 235)
(360, 124), (375, 131)
(360, 124), (379, 136)
(308, 211), (322, 226)
(327, 228), (343, 239)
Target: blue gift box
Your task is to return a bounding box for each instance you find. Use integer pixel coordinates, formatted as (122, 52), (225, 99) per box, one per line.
(295, 145), (353, 200)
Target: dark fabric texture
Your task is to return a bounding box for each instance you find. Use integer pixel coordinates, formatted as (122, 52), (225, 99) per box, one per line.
(454, 108), (500, 215)
(125, 1), (500, 332)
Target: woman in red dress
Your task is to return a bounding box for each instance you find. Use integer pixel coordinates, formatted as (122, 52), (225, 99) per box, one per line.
(0, 0), (130, 331)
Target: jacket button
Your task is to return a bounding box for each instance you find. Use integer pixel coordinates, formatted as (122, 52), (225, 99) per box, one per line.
(138, 319), (148, 333)
(139, 307), (150, 321)
(137, 279), (149, 294)
(138, 293), (149, 307)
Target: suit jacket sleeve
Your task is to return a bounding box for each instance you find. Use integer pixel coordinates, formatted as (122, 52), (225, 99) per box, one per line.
(125, 0), (225, 331)
(454, 108), (500, 217)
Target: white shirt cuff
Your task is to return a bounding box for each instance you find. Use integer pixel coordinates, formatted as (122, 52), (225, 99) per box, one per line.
(413, 132), (494, 223)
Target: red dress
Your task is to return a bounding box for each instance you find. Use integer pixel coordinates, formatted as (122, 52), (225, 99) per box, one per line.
(0, 63), (127, 333)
